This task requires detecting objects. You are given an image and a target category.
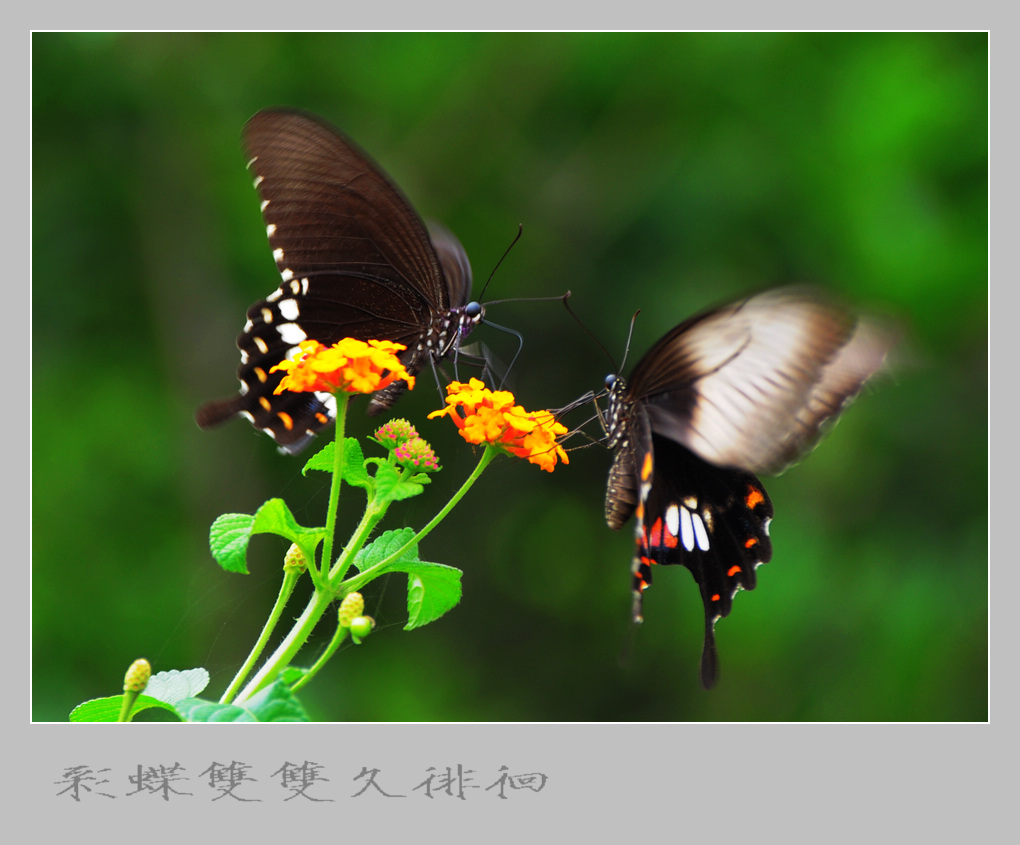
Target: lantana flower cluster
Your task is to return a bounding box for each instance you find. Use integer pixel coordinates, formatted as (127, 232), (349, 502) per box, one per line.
(429, 378), (569, 472)
(271, 338), (414, 395)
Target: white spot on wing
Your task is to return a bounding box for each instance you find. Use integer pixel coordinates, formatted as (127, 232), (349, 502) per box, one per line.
(665, 504), (680, 537)
(267, 223), (276, 237)
(278, 323), (307, 344)
(692, 512), (710, 551)
(680, 506), (695, 552)
(278, 299), (300, 321)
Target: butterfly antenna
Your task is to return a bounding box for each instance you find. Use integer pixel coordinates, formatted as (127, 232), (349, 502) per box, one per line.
(618, 309), (641, 374)
(477, 224), (524, 301)
(562, 293), (638, 374)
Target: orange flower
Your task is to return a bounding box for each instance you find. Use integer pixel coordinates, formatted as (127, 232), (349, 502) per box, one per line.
(271, 338), (415, 396)
(429, 379), (569, 472)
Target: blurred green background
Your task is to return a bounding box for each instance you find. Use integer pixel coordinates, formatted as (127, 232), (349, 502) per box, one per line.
(33, 32), (987, 722)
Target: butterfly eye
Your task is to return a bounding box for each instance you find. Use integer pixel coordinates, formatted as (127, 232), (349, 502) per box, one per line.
(465, 301), (483, 319)
(604, 374), (617, 390)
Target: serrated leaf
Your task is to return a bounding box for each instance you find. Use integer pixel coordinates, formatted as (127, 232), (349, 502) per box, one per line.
(346, 529), (461, 628)
(405, 564), (463, 629)
(69, 694), (180, 722)
(373, 462), (426, 502)
(143, 668), (210, 704)
(210, 513), (256, 574)
(353, 528), (418, 572)
(244, 682), (310, 722)
(176, 682), (309, 723)
(302, 438), (370, 488)
(175, 698), (257, 722)
(209, 501), (325, 575)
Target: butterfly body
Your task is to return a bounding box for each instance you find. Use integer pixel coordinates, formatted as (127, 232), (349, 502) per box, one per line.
(603, 287), (893, 687)
(196, 108), (483, 452)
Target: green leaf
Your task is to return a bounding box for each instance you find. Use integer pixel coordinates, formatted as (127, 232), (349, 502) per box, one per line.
(405, 563), (462, 629)
(210, 499), (326, 575)
(176, 682), (309, 722)
(303, 438), (370, 488)
(69, 694), (180, 722)
(209, 513), (256, 574)
(349, 529), (462, 629)
(353, 528), (417, 571)
(373, 462), (426, 502)
(174, 698), (257, 722)
(143, 668), (210, 704)
(251, 498), (326, 546)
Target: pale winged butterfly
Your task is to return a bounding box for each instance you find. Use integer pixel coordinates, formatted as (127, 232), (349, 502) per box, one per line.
(602, 286), (894, 687)
(196, 108), (486, 453)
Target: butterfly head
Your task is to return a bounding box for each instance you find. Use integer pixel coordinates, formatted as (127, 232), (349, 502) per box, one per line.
(458, 300), (485, 341)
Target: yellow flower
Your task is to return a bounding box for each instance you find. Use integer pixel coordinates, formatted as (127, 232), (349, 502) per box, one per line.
(270, 338), (415, 396)
(429, 379), (569, 472)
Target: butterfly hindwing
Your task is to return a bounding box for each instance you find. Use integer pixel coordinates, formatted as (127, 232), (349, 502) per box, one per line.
(631, 432), (773, 688)
(604, 286), (893, 686)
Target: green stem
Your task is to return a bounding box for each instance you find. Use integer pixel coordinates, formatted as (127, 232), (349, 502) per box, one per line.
(233, 439), (499, 705)
(219, 569), (301, 705)
(359, 444), (499, 576)
(328, 497), (388, 583)
(117, 690), (139, 722)
(233, 587), (335, 704)
(289, 621), (349, 696)
(318, 394), (349, 578)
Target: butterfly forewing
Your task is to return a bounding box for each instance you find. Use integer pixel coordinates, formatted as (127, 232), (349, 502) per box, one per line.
(196, 108), (479, 451)
(628, 288), (891, 475)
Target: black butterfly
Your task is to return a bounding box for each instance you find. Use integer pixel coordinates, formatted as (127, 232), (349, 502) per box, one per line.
(196, 108), (484, 453)
(602, 287), (894, 688)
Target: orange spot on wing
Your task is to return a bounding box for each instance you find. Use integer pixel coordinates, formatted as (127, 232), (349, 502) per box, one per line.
(727, 565), (741, 577)
(641, 452), (653, 480)
(745, 537), (758, 548)
(277, 411), (294, 431)
(710, 593), (721, 602)
(745, 486), (765, 510)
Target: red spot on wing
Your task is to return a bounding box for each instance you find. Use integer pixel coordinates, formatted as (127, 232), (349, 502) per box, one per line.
(727, 565), (741, 577)
(646, 517), (679, 550)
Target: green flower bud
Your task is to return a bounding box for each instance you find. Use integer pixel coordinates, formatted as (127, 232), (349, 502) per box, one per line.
(349, 615), (375, 644)
(123, 658), (151, 693)
(283, 543), (307, 574)
(338, 592), (365, 628)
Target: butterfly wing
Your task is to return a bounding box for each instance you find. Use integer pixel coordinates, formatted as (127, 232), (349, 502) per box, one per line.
(628, 286), (894, 476)
(196, 108), (473, 450)
(606, 286), (893, 686)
